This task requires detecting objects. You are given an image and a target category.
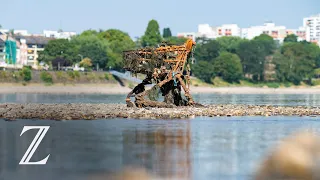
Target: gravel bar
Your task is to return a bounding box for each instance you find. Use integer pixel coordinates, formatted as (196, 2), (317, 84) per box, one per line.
(1, 103), (320, 120)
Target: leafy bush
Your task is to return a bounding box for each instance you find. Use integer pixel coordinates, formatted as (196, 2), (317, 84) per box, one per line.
(21, 67), (32, 82)
(284, 82), (291, 87)
(56, 71), (68, 84)
(86, 72), (96, 82)
(67, 71), (75, 80)
(11, 71), (22, 82)
(0, 71), (8, 80)
(73, 71), (80, 79)
(266, 82), (280, 88)
(79, 58), (93, 69)
(40, 72), (53, 85)
(104, 73), (110, 80)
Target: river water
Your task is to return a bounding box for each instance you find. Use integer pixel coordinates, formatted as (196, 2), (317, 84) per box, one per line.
(1, 93), (320, 180)
(2, 93), (320, 106)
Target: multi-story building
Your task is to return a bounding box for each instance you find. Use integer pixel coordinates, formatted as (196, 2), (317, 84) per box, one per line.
(14, 36), (53, 68)
(303, 14), (320, 45)
(43, 30), (76, 39)
(198, 24), (217, 39)
(197, 24), (241, 39)
(286, 27), (306, 41)
(0, 38), (5, 65)
(241, 22), (287, 43)
(17, 39), (28, 65)
(217, 24), (241, 37)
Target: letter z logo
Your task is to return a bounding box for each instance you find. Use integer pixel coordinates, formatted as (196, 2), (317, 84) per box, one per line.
(19, 126), (50, 165)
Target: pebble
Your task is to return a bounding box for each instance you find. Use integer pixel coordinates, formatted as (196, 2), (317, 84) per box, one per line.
(1, 103), (320, 120)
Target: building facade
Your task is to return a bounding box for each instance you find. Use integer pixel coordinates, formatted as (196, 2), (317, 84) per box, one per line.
(0, 39), (5, 65)
(303, 14), (320, 45)
(43, 30), (76, 39)
(217, 24), (241, 37)
(14, 36), (53, 68)
(198, 24), (217, 39)
(286, 27), (306, 41)
(241, 22), (287, 43)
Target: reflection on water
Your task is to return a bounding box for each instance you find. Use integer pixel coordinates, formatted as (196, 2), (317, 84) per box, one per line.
(1, 93), (320, 106)
(1, 117), (320, 180)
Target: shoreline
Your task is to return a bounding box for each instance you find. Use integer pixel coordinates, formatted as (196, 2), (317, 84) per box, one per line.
(1, 83), (320, 94)
(1, 103), (319, 120)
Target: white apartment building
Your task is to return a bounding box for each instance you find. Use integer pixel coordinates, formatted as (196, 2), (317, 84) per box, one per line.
(303, 14), (320, 45)
(286, 26), (306, 41)
(241, 22), (287, 43)
(198, 24), (217, 39)
(43, 30), (77, 39)
(197, 24), (241, 39)
(217, 24), (241, 37)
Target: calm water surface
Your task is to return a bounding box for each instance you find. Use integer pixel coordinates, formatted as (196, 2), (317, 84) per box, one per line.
(1, 94), (320, 180)
(0, 117), (320, 180)
(2, 93), (320, 106)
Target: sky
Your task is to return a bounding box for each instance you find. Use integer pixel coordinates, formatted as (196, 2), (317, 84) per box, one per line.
(1, 0), (319, 39)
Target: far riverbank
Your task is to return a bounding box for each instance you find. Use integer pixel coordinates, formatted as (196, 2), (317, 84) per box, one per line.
(1, 83), (320, 94)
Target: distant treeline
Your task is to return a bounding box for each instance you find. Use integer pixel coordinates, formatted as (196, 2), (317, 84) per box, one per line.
(192, 34), (320, 85)
(39, 19), (320, 85)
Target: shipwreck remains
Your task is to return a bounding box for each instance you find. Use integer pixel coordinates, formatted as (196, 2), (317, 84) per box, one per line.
(123, 39), (197, 108)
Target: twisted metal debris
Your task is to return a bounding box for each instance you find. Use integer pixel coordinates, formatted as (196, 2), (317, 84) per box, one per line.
(123, 39), (197, 108)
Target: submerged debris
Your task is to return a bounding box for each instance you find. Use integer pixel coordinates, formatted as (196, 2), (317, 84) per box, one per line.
(1, 103), (320, 120)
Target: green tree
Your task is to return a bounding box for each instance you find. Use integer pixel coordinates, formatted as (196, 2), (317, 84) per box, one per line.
(79, 57), (93, 69)
(284, 34), (298, 43)
(194, 40), (221, 62)
(141, 19), (162, 47)
(213, 52), (243, 83)
(236, 40), (266, 81)
(192, 61), (215, 83)
(275, 42), (320, 84)
(163, 28), (172, 38)
(80, 29), (98, 37)
(71, 35), (109, 69)
(21, 66), (32, 82)
(216, 36), (246, 53)
(98, 29), (135, 69)
(253, 34), (276, 55)
(38, 39), (77, 65)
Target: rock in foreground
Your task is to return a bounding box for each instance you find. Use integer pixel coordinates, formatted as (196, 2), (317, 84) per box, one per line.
(0, 103), (320, 120)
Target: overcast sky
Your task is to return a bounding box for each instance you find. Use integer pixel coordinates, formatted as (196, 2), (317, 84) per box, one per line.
(1, 0), (319, 38)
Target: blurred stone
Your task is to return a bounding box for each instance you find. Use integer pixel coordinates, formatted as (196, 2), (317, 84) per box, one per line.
(254, 131), (320, 180)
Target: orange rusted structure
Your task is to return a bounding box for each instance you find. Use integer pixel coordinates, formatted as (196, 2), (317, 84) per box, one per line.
(123, 39), (196, 107)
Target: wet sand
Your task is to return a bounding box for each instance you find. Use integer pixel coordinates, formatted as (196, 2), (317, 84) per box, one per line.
(1, 103), (320, 120)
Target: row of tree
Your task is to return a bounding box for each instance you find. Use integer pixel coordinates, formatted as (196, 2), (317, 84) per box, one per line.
(38, 19), (320, 85)
(38, 20), (186, 71)
(192, 34), (320, 85)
